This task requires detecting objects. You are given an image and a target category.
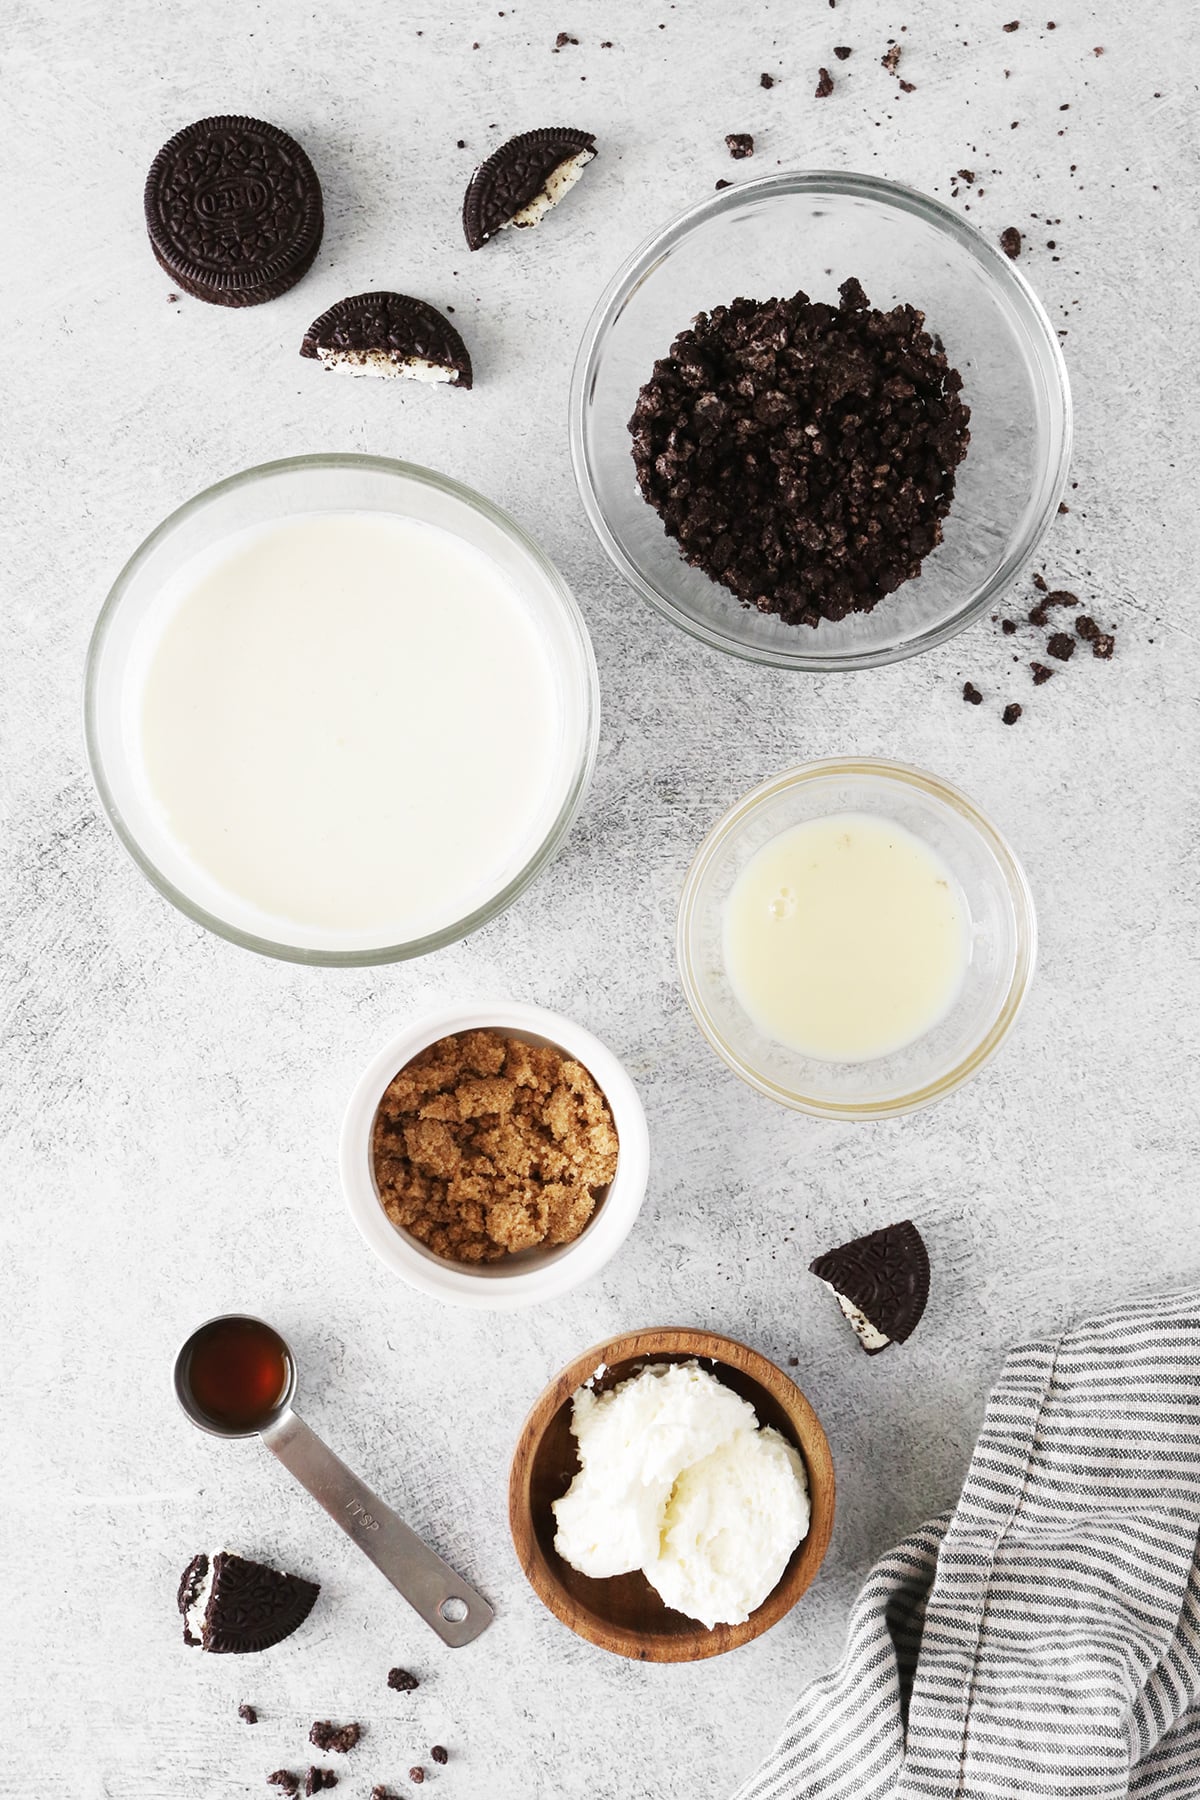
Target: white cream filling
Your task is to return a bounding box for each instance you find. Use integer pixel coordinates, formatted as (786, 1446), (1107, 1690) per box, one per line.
(184, 1554), (217, 1643)
(505, 149), (594, 229)
(827, 1283), (891, 1351)
(316, 347), (456, 383)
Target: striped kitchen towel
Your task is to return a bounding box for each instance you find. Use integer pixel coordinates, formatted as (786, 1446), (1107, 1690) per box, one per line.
(734, 1287), (1200, 1800)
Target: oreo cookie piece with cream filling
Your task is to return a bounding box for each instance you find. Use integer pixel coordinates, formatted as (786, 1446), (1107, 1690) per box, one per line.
(300, 292), (472, 386)
(178, 1550), (319, 1652)
(809, 1221), (930, 1355)
(462, 127), (596, 249)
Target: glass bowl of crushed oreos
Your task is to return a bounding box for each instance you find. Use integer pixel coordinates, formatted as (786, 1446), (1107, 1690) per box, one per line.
(571, 171), (1071, 671)
(677, 759), (1037, 1119)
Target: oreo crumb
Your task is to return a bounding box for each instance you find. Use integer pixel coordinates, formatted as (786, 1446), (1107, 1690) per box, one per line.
(554, 31), (578, 46)
(431, 1747), (449, 1765)
(387, 1669), (420, 1693)
(957, 167), (976, 182)
(409, 1771), (426, 1786)
(240, 1704), (258, 1725)
(1001, 618), (1017, 635)
(963, 682), (983, 705)
(1000, 226), (1022, 259)
(881, 43), (902, 73)
(1031, 661), (1054, 685)
(1002, 702), (1023, 725)
(1091, 630), (1115, 660)
(1058, 499), (1068, 512)
(371, 1790), (398, 1800)
(815, 67), (835, 97)
(760, 71), (775, 87)
(456, 138), (465, 148)
(1076, 615), (1099, 641)
(167, 292), (179, 303)
(715, 178), (733, 189)
(834, 44), (852, 58)
(1032, 572), (1048, 592)
(898, 78), (916, 91)
(309, 1724), (360, 1756)
(787, 1355), (799, 1366)
(305, 1773), (338, 1797)
(725, 133), (754, 158)
(269, 1778), (299, 1797)
(1093, 45), (1105, 54)
(1047, 631), (1076, 661)
(628, 278), (970, 628)
(1003, 18), (1020, 29)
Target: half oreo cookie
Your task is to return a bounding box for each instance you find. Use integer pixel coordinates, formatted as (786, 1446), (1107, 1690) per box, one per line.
(462, 127), (596, 249)
(809, 1221), (930, 1355)
(145, 116), (324, 307)
(178, 1550), (319, 1653)
(299, 292), (472, 386)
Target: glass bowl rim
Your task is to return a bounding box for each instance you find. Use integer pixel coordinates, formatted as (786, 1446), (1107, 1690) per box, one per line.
(83, 453), (601, 967)
(569, 167), (1073, 673)
(675, 755), (1038, 1118)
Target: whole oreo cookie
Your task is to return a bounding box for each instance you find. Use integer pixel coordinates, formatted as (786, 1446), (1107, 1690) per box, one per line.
(462, 127), (596, 250)
(300, 292), (472, 387)
(144, 116), (324, 306)
(810, 1220), (930, 1355)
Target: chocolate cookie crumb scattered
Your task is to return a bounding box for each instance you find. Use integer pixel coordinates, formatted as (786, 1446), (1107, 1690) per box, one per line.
(760, 71), (775, 87)
(387, 1668), (420, 1693)
(1002, 703), (1023, 725)
(725, 133), (754, 158)
(268, 1777), (299, 1797)
(1001, 618), (1017, 635)
(554, 31), (577, 46)
(881, 43), (901, 73)
(305, 1772), (337, 1796)
(1058, 500), (1069, 513)
(1003, 18), (1020, 29)
(1047, 631), (1075, 661)
(370, 1789), (397, 1800)
(963, 682), (983, 705)
(1031, 661), (1054, 685)
(240, 1704), (258, 1724)
(715, 178), (733, 189)
(834, 44), (852, 58)
(629, 278), (970, 628)
(957, 167), (976, 183)
(898, 78), (916, 91)
(1091, 630), (1115, 660)
(309, 1723), (360, 1755)
(815, 67), (835, 96)
(1000, 226), (1022, 259)
(431, 1747), (449, 1765)
(372, 1031), (619, 1263)
(1032, 572), (1048, 591)
(409, 1770), (426, 1786)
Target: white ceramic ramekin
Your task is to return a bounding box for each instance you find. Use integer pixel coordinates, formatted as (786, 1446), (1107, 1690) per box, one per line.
(340, 1003), (650, 1310)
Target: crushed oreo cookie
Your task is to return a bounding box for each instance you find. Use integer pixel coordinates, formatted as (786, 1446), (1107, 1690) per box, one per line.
(240, 1704), (258, 1725)
(1031, 661), (1054, 684)
(1047, 631), (1075, 661)
(760, 71), (775, 87)
(1002, 702), (1023, 724)
(628, 277), (970, 628)
(268, 1777), (299, 1797)
(815, 67), (834, 96)
(725, 132), (754, 157)
(431, 1747), (449, 1765)
(1000, 226), (1022, 258)
(963, 681), (983, 705)
(178, 1552), (319, 1655)
(305, 1772), (337, 1796)
(409, 1769), (426, 1786)
(811, 1221), (930, 1354)
(309, 1723), (361, 1755)
(387, 1668), (420, 1692)
(834, 44), (852, 58)
(881, 43), (901, 73)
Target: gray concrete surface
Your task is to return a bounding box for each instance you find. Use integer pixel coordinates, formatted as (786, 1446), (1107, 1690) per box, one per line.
(3, 2), (1198, 1795)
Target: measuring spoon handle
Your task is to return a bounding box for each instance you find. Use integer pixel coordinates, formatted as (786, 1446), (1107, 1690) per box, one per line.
(259, 1407), (493, 1647)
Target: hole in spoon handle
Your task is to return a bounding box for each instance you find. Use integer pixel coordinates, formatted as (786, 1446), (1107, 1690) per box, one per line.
(260, 1408), (493, 1646)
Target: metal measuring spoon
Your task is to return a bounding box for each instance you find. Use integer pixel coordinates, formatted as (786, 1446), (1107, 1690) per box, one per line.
(173, 1314), (492, 1648)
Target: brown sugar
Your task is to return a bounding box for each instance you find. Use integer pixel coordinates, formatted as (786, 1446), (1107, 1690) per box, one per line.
(372, 1032), (619, 1264)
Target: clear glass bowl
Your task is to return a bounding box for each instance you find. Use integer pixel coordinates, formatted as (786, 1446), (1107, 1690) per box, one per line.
(570, 171), (1072, 671)
(85, 455), (600, 965)
(677, 759), (1037, 1118)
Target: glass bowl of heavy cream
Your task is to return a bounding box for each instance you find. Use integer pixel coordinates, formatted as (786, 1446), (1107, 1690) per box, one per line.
(677, 759), (1037, 1119)
(85, 456), (599, 964)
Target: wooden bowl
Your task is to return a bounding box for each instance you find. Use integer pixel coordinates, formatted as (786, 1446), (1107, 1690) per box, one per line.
(508, 1327), (835, 1662)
